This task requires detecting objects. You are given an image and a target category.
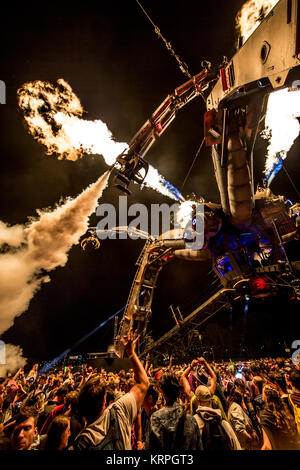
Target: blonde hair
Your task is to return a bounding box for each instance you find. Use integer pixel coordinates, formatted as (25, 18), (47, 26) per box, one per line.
(263, 385), (297, 435)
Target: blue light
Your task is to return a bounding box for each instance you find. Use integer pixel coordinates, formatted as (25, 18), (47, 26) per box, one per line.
(39, 348), (71, 374)
(39, 303), (126, 374)
(160, 177), (184, 201)
(266, 155), (283, 185)
(216, 255), (233, 276)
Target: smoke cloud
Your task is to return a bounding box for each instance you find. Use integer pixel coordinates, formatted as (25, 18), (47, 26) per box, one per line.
(0, 343), (27, 377)
(0, 221), (26, 248)
(0, 171), (110, 335)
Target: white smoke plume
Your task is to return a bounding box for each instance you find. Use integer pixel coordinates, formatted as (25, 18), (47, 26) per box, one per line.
(0, 171), (110, 335)
(0, 221), (25, 248)
(0, 343), (27, 377)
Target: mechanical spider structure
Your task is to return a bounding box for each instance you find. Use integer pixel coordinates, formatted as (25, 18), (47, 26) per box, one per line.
(82, 0), (300, 359)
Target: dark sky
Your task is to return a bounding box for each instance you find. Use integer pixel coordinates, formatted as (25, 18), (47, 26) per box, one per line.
(0, 1), (299, 364)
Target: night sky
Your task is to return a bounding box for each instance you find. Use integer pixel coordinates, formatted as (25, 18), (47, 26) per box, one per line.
(1, 1), (299, 365)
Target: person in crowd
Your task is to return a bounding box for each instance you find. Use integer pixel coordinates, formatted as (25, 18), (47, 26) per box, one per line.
(252, 376), (265, 414)
(146, 371), (202, 450)
(227, 388), (260, 449)
(233, 378), (262, 443)
(259, 384), (300, 450)
(288, 369), (300, 434)
(40, 390), (78, 435)
(136, 385), (159, 450)
(73, 329), (149, 450)
(0, 408), (39, 450)
(181, 357), (226, 419)
(38, 385), (69, 432)
(44, 415), (71, 450)
(269, 373), (290, 408)
(193, 384), (241, 450)
(0, 353), (300, 451)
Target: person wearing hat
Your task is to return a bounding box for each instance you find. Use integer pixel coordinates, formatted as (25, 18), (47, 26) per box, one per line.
(193, 384), (241, 450)
(181, 357), (227, 420)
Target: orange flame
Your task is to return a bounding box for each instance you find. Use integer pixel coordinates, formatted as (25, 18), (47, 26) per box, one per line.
(18, 79), (128, 163)
(235, 0), (279, 45)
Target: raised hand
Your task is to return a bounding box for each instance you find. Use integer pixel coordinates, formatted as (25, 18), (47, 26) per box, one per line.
(197, 357), (207, 365)
(120, 328), (140, 357)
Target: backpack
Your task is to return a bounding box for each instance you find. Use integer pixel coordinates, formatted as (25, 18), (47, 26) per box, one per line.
(158, 411), (188, 450)
(200, 415), (233, 451)
(76, 407), (124, 451)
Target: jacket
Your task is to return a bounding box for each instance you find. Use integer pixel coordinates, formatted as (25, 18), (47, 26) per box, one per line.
(193, 406), (241, 450)
(146, 400), (202, 450)
(228, 402), (256, 449)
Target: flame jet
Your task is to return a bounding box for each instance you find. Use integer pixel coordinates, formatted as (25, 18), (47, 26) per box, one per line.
(18, 79), (184, 201)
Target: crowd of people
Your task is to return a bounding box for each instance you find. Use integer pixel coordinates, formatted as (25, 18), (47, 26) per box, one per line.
(0, 330), (299, 451)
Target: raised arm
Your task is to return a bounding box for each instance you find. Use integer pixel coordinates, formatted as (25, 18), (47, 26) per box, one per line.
(121, 329), (149, 411)
(11, 367), (22, 382)
(144, 353), (150, 374)
(168, 354), (173, 370)
(19, 369), (27, 389)
(180, 359), (198, 399)
(198, 357), (217, 396)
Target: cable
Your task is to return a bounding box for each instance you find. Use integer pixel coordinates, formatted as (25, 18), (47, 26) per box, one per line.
(180, 137), (205, 192)
(135, 0), (192, 79)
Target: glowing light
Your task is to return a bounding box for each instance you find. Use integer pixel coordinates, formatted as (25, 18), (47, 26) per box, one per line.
(236, 0), (280, 45)
(175, 200), (195, 228)
(262, 88), (300, 183)
(251, 277), (267, 290)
